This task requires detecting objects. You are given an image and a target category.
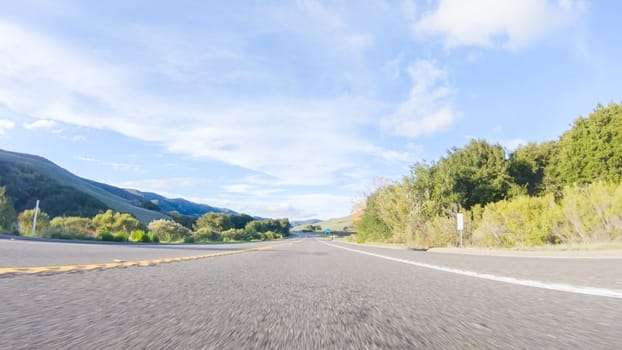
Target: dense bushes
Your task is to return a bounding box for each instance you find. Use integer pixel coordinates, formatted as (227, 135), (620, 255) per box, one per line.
(474, 194), (558, 247)
(355, 103), (622, 248)
(1, 174), (290, 243)
(191, 214), (290, 242)
(148, 219), (191, 242)
(472, 183), (622, 247)
(6, 206), (289, 244)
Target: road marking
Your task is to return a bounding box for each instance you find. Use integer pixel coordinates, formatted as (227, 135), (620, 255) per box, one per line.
(320, 240), (622, 299)
(0, 243), (281, 276)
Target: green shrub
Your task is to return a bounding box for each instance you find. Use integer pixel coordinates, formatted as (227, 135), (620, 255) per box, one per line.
(555, 182), (622, 243)
(17, 209), (50, 236)
(473, 194), (557, 247)
(113, 231), (129, 242)
(148, 232), (159, 243)
(99, 229), (114, 241)
(244, 230), (261, 241)
(193, 228), (222, 242)
(129, 229), (146, 242)
(260, 231), (275, 241)
(222, 228), (245, 241)
(49, 231), (95, 240)
(148, 219), (191, 242)
(183, 236), (195, 243)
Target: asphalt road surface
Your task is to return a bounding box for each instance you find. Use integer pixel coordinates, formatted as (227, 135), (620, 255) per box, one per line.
(1, 237), (621, 349)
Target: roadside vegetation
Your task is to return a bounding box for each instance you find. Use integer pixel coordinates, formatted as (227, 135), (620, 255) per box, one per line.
(0, 200), (290, 243)
(354, 103), (622, 249)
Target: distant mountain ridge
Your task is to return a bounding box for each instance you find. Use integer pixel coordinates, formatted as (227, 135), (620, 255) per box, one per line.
(290, 219), (322, 227)
(0, 149), (236, 223)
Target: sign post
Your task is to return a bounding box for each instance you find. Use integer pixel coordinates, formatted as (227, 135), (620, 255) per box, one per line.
(456, 213), (464, 248)
(32, 200), (40, 236)
(324, 228), (332, 240)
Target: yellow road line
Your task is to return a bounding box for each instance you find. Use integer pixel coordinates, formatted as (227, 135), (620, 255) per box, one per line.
(0, 243), (286, 276)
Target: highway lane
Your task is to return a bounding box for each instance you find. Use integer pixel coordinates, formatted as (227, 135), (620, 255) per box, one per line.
(1, 237), (621, 349)
(327, 240), (622, 291)
(0, 236), (282, 267)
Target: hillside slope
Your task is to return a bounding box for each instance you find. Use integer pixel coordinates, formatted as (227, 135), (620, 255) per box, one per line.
(0, 149), (234, 223)
(293, 215), (353, 232)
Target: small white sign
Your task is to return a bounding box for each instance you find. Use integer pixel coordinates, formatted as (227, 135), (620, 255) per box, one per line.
(456, 213), (464, 230)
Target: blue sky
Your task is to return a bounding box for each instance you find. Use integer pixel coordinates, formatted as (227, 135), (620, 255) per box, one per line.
(0, 0), (620, 220)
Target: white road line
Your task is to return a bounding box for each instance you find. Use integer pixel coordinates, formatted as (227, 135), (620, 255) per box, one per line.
(319, 239), (622, 299)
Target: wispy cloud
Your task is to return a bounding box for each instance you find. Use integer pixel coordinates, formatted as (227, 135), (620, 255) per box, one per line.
(0, 17), (405, 188)
(117, 177), (211, 192)
(196, 192), (356, 220)
(381, 59), (455, 138)
(0, 119), (15, 135)
(73, 155), (144, 173)
(414, 0), (585, 50)
(23, 119), (59, 130)
(222, 183), (286, 197)
(1, 1), (590, 221)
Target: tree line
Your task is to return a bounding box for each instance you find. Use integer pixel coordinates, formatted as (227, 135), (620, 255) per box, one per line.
(0, 200), (290, 243)
(355, 102), (622, 248)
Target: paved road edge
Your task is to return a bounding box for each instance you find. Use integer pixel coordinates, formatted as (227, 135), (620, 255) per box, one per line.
(0, 241), (297, 276)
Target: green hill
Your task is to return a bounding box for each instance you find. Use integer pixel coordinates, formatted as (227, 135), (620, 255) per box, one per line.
(293, 215), (353, 232)
(0, 149), (234, 223)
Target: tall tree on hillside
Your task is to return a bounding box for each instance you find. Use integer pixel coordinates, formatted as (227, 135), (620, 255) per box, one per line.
(557, 103), (622, 185)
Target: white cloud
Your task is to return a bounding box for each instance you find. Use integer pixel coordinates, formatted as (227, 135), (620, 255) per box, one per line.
(221, 184), (285, 197)
(382, 59), (455, 138)
(202, 192), (356, 220)
(383, 52), (405, 80)
(414, 0), (585, 50)
(23, 119), (58, 130)
(500, 138), (528, 152)
(0, 119), (15, 135)
(0, 19), (404, 187)
(73, 155), (144, 173)
(117, 177), (211, 192)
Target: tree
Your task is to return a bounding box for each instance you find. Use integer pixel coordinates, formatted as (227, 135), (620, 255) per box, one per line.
(194, 212), (233, 233)
(411, 139), (512, 213)
(230, 214), (254, 229)
(374, 179), (424, 243)
(508, 141), (558, 196)
(17, 208), (49, 236)
(557, 103), (622, 185)
(168, 211), (196, 228)
(354, 192), (391, 242)
(0, 186), (17, 233)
